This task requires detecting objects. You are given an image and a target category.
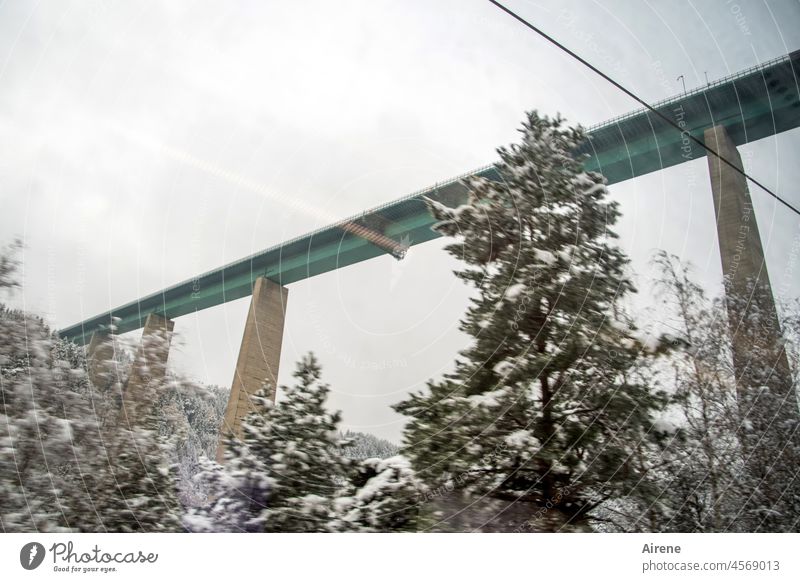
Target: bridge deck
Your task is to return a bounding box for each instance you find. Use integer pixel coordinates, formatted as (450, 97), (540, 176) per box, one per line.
(60, 50), (800, 345)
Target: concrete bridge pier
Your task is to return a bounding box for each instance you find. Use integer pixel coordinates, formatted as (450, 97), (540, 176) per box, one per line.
(705, 125), (793, 389)
(86, 329), (117, 390)
(704, 125), (798, 483)
(216, 277), (289, 462)
(119, 312), (175, 428)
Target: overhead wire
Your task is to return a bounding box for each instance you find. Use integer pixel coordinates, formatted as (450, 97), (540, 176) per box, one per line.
(488, 0), (800, 217)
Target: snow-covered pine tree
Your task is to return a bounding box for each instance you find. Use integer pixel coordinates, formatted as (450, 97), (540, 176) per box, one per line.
(394, 111), (669, 531)
(332, 455), (424, 532)
(188, 353), (352, 532)
(184, 387), (277, 532)
(0, 239), (103, 531)
(91, 423), (183, 532)
(1, 304), (97, 531)
(188, 354), (429, 532)
(258, 353), (353, 532)
(0, 240), (181, 532)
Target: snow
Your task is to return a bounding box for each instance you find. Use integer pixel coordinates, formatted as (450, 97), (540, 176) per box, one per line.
(57, 418), (73, 440)
(550, 203), (573, 216)
(298, 494), (327, 514)
(557, 248), (573, 263)
(354, 456), (411, 501)
(608, 317), (630, 333)
(505, 430), (534, 447)
(652, 417), (677, 435)
(493, 360), (516, 375)
(504, 283), (527, 299)
(182, 514), (214, 532)
(584, 183), (607, 196)
(467, 387), (508, 406)
(424, 197), (474, 221)
(534, 249), (557, 265)
(573, 172), (595, 187)
(632, 329), (660, 352)
(333, 496), (355, 513)
(451, 203), (474, 218)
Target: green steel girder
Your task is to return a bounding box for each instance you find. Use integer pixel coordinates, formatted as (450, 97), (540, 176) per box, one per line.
(60, 50), (800, 345)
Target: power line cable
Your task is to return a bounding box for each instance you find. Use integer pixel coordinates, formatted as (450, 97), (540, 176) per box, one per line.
(488, 0), (800, 217)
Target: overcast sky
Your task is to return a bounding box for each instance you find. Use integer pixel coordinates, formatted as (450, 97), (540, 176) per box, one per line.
(2, 0), (799, 442)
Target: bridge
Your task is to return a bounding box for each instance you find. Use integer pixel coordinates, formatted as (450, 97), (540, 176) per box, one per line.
(60, 50), (800, 456)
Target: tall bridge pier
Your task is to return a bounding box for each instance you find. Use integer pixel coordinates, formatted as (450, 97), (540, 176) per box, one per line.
(122, 313), (175, 427)
(704, 126), (798, 490)
(216, 277), (288, 462)
(705, 125), (792, 388)
(86, 312), (175, 428)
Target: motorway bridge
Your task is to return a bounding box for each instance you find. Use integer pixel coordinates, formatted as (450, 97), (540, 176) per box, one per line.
(60, 50), (800, 346)
(58, 50), (800, 452)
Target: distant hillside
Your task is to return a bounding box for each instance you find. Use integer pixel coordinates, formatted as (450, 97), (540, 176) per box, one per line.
(340, 430), (399, 460)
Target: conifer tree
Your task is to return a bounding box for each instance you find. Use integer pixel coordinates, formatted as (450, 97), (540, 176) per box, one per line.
(394, 111), (669, 530)
(188, 353), (425, 532)
(0, 240), (181, 532)
(333, 455), (423, 532)
(189, 354), (351, 532)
